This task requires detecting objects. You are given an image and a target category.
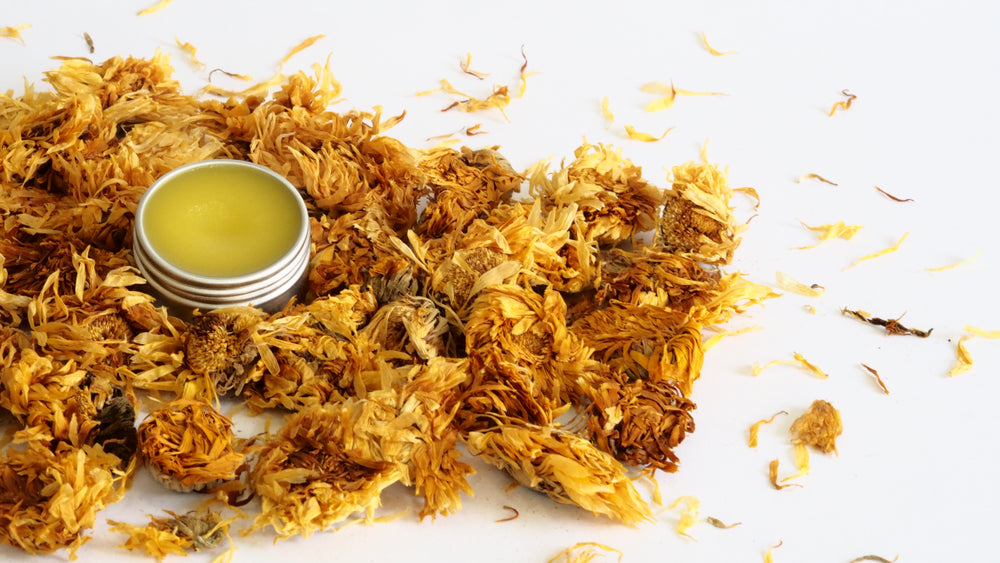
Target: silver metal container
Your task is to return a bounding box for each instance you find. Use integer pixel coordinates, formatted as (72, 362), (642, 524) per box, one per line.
(132, 159), (310, 314)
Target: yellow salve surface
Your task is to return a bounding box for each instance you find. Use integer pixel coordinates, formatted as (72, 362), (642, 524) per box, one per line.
(142, 163), (302, 277)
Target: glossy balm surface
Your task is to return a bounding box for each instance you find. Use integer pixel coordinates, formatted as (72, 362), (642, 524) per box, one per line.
(141, 163), (302, 277)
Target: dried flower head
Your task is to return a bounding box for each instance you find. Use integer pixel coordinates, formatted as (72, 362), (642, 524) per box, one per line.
(0, 443), (124, 558)
(466, 424), (652, 526)
(137, 399), (245, 492)
(789, 400), (843, 454)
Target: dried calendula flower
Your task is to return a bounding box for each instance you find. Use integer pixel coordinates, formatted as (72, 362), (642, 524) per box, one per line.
(109, 510), (231, 560)
(184, 307), (264, 396)
(249, 404), (404, 537)
(789, 400), (842, 454)
(466, 424), (652, 526)
(0, 442), (125, 558)
(586, 373), (696, 473)
(137, 399), (245, 492)
(528, 141), (664, 245)
(657, 161), (742, 265)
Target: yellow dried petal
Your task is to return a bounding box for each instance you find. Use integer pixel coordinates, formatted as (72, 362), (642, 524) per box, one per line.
(1, 23), (30, 43)
(700, 31), (738, 55)
(137, 0), (172, 15)
(625, 124), (674, 142)
(847, 232), (908, 269)
(665, 495), (701, 539)
(748, 410), (787, 448)
(775, 271), (825, 297)
(964, 325), (1000, 339)
(780, 443), (811, 482)
(949, 335), (975, 376)
(926, 249), (982, 272)
(279, 34), (325, 69)
(548, 542), (623, 563)
(753, 353), (827, 379)
(796, 220), (863, 249)
(174, 38), (205, 70)
(703, 326), (762, 350)
(600, 96), (614, 127)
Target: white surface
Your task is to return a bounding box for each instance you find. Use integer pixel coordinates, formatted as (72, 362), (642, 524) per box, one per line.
(3, 1), (999, 562)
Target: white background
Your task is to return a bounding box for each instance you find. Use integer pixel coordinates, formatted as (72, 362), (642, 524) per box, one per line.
(2, 1), (999, 562)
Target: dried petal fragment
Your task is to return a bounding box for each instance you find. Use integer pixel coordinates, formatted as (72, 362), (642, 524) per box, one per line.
(796, 220), (863, 249)
(600, 96), (614, 127)
(753, 353), (827, 379)
(460, 52), (489, 79)
(926, 249), (982, 272)
(175, 38), (205, 69)
(625, 124), (674, 142)
(1, 23), (30, 43)
(797, 173), (838, 186)
(848, 555), (899, 563)
(666, 495), (701, 539)
(748, 410), (787, 448)
(963, 325), (1000, 339)
(875, 185), (914, 202)
(789, 399), (842, 454)
(780, 443), (810, 482)
(847, 232), (908, 269)
(279, 34), (325, 69)
(776, 271), (825, 297)
(548, 542), (623, 563)
(768, 458), (801, 490)
(828, 89), (857, 116)
(84, 32), (94, 53)
(948, 335), (974, 376)
(861, 363), (890, 394)
(137, 0), (173, 15)
(700, 31), (737, 55)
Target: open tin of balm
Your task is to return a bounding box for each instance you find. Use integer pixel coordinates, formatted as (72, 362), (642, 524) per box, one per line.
(133, 159), (310, 314)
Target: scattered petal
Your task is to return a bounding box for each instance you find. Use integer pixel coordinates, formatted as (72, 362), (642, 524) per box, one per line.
(797, 173), (837, 186)
(875, 185), (914, 202)
(926, 249), (982, 272)
(700, 31), (738, 56)
(775, 271), (825, 297)
(625, 124), (674, 142)
(948, 335), (975, 376)
(137, 0), (173, 16)
(828, 89), (857, 116)
(748, 410), (787, 448)
(846, 232), (908, 269)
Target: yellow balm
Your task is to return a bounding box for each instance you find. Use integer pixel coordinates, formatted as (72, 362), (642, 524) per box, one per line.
(141, 163), (303, 277)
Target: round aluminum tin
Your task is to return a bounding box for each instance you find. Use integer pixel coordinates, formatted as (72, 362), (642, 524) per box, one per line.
(133, 159), (310, 314)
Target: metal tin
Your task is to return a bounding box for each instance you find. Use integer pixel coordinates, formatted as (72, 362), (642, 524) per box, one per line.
(133, 159), (310, 314)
